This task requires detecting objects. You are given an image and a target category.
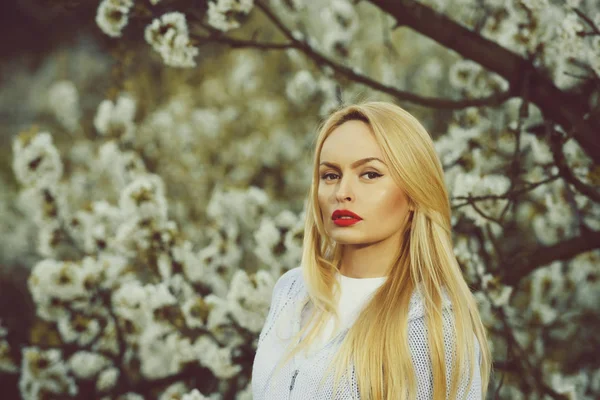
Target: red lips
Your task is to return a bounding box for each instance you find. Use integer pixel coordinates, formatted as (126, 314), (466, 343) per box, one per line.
(332, 209), (362, 220)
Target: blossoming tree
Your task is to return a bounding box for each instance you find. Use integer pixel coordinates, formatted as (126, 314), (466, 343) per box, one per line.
(1, 0), (599, 399)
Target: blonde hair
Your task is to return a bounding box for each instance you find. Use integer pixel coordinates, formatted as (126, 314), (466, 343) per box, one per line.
(271, 101), (491, 400)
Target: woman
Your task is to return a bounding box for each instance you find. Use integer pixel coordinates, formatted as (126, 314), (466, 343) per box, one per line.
(251, 101), (492, 399)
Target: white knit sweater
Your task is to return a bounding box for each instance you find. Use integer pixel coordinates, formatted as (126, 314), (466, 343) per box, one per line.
(298, 271), (387, 358)
(251, 267), (483, 400)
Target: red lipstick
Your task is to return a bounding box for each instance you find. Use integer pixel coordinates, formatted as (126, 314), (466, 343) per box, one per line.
(332, 209), (362, 227)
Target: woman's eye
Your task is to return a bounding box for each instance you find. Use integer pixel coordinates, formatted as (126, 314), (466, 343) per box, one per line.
(363, 171), (382, 180)
(320, 172), (382, 181)
(321, 173), (338, 181)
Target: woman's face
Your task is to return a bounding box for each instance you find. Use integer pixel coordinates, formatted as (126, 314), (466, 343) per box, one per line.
(318, 120), (412, 246)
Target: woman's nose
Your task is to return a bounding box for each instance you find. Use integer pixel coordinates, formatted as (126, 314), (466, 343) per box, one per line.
(335, 177), (354, 202)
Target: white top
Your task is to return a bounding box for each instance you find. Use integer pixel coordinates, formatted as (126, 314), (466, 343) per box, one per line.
(298, 271), (387, 358)
(251, 266), (483, 400)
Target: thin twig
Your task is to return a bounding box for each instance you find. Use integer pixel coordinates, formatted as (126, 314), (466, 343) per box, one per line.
(451, 174), (561, 209)
(192, 34), (295, 50)
(546, 121), (600, 203)
(251, 0), (512, 110)
(572, 8), (600, 35)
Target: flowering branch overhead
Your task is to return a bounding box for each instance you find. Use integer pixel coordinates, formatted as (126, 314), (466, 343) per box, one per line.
(2, 0), (599, 398)
(367, 0), (600, 164)
(501, 229), (600, 287)
(252, 0), (513, 110)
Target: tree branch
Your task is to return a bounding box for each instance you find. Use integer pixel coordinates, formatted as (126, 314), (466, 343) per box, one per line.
(572, 8), (600, 35)
(501, 229), (600, 286)
(451, 174), (561, 209)
(192, 34), (295, 50)
(252, 0), (512, 110)
(367, 0), (600, 163)
(546, 121), (600, 203)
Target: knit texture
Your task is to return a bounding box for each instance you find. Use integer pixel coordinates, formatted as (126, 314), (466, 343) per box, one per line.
(251, 267), (483, 400)
(299, 272), (387, 357)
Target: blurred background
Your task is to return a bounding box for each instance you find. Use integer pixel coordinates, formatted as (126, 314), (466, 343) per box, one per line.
(0, 0), (599, 399)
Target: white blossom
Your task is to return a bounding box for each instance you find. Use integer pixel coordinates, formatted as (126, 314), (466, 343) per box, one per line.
(563, 138), (593, 176)
(173, 241), (208, 283)
(448, 59), (480, 89)
(14, 184), (68, 227)
(94, 141), (148, 192)
(48, 80), (80, 132)
(64, 201), (124, 254)
(92, 318), (120, 356)
(285, 70), (319, 105)
(94, 94), (137, 141)
(271, 0), (305, 12)
(113, 217), (177, 257)
(144, 282), (178, 311)
(203, 294), (231, 333)
(317, 77), (340, 116)
(68, 351), (111, 379)
(521, 134), (553, 164)
(19, 347), (77, 398)
(12, 132), (63, 188)
(119, 173), (168, 221)
(6, 3), (600, 398)
(28, 258), (101, 321)
(451, 173), (511, 226)
(207, 0), (254, 32)
(321, 29), (353, 57)
(567, 251), (600, 310)
(36, 219), (65, 258)
(206, 185), (269, 229)
(138, 325), (196, 379)
(59, 315), (102, 347)
(96, 0), (134, 38)
(435, 123), (483, 168)
(227, 52), (261, 93)
(165, 265), (198, 299)
(532, 188), (575, 245)
(181, 297), (210, 328)
(253, 217), (282, 267)
(481, 273), (513, 307)
(227, 269), (274, 332)
(190, 108), (222, 140)
(480, 9), (520, 50)
(112, 281), (151, 333)
(549, 369), (589, 399)
(145, 12), (199, 68)
(96, 367), (120, 392)
(321, 0), (359, 35)
(193, 336), (242, 379)
(520, 0), (549, 11)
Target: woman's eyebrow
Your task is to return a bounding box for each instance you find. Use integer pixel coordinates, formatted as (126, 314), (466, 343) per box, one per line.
(319, 157), (386, 169)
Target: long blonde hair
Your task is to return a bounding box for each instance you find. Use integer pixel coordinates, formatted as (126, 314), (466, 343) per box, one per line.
(272, 101), (491, 399)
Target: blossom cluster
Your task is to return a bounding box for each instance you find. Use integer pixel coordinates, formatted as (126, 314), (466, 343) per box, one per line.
(96, 0), (134, 38)
(3, 0), (599, 398)
(8, 77), (307, 396)
(207, 0), (255, 32)
(144, 12), (200, 68)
